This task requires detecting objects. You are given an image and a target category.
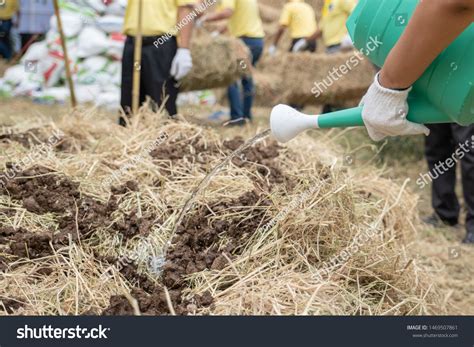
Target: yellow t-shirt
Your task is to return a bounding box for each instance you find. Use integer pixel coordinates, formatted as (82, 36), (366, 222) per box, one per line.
(218, 0), (265, 38)
(0, 0), (19, 20)
(320, 0), (357, 46)
(279, 0), (317, 39)
(124, 0), (197, 36)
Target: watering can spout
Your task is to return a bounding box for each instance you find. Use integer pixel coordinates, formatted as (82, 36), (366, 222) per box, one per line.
(271, 105), (366, 143)
(270, 105), (320, 143)
(270, 96), (451, 143)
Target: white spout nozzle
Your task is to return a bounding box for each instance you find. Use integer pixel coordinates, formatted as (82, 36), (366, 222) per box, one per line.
(270, 104), (320, 143)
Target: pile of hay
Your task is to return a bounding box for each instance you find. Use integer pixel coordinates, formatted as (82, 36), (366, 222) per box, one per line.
(255, 51), (375, 106)
(0, 107), (445, 315)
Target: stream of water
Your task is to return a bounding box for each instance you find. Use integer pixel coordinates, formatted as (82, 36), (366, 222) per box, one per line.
(164, 128), (272, 255)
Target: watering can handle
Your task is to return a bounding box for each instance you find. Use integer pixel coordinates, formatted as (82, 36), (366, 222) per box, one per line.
(317, 96), (451, 129)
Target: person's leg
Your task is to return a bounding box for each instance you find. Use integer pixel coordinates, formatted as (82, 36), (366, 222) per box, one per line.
(452, 124), (474, 240)
(289, 38), (300, 52)
(242, 37), (264, 120)
(119, 36), (134, 126)
(425, 124), (460, 225)
(20, 34), (30, 50)
(228, 82), (244, 121)
(0, 19), (13, 60)
(141, 37), (178, 117)
(306, 39), (317, 53)
(290, 38), (316, 53)
(20, 33), (34, 51)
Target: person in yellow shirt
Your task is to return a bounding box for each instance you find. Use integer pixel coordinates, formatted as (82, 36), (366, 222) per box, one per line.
(119, 0), (197, 126)
(199, 0), (265, 125)
(269, 0), (318, 55)
(309, 0), (357, 54)
(0, 0), (19, 60)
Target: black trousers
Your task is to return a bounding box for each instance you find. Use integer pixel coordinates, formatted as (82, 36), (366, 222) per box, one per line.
(425, 124), (474, 233)
(289, 38), (317, 53)
(20, 33), (44, 50)
(120, 35), (178, 122)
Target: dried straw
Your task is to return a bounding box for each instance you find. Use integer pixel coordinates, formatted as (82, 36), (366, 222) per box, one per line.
(0, 106), (447, 315)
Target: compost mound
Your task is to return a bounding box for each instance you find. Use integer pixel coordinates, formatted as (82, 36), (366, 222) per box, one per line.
(0, 112), (447, 316)
(102, 190), (271, 315)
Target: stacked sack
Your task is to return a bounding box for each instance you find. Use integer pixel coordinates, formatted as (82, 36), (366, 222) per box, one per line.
(0, 0), (127, 110)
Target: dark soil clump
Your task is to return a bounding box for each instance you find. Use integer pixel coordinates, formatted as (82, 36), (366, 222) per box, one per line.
(150, 136), (219, 163)
(102, 190), (270, 316)
(111, 180), (140, 195)
(223, 137), (289, 187)
(0, 256), (8, 273)
(112, 212), (155, 239)
(9, 233), (52, 259)
(0, 129), (44, 148)
(0, 166), (139, 258)
(0, 298), (24, 313)
(162, 190), (271, 289)
(101, 259), (190, 316)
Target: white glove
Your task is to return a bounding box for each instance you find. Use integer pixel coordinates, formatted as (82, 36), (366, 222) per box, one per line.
(170, 48), (193, 80)
(360, 73), (430, 142)
(210, 31), (220, 38)
(340, 34), (354, 50)
(292, 39), (308, 53)
(268, 44), (277, 56)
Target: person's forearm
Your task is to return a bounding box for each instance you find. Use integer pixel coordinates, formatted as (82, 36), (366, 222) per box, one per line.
(204, 8), (233, 22)
(177, 6), (194, 49)
(380, 0), (474, 89)
(307, 28), (322, 41)
(273, 26), (285, 46)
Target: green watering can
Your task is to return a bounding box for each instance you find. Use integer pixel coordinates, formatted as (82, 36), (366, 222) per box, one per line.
(271, 0), (474, 143)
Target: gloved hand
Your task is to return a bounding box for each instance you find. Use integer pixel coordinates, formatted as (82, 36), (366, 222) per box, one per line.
(170, 48), (193, 80)
(292, 39), (308, 53)
(340, 34), (354, 50)
(268, 45), (277, 56)
(360, 73), (430, 142)
(210, 31), (220, 38)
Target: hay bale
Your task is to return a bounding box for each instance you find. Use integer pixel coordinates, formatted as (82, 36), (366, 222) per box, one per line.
(255, 51), (376, 106)
(181, 36), (250, 92)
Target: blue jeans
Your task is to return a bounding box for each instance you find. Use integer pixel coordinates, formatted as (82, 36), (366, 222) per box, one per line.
(0, 19), (13, 60)
(228, 37), (264, 121)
